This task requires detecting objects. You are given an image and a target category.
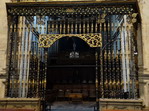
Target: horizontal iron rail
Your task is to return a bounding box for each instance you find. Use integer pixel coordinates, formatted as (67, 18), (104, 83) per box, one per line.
(7, 0), (136, 7)
(48, 65), (99, 68)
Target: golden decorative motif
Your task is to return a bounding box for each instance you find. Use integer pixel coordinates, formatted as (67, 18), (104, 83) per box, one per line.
(39, 33), (102, 48)
(132, 13), (138, 18)
(131, 13), (138, 24)
(97, 14), (107, 24)
(7, 5), (135, 16)
(65, 8), (75, 13)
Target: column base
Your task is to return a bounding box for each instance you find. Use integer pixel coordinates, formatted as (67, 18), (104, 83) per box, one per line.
(99, 99), (143, 111)
(0, 98), (41, 111)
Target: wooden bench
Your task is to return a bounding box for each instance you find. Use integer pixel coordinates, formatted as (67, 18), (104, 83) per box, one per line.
(67, 93), (83, 103)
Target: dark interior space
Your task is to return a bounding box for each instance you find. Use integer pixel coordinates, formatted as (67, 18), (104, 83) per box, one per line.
(46, 37), (97, 101)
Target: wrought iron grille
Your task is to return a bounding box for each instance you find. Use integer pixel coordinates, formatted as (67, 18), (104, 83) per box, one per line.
(6, 2), (139, 100)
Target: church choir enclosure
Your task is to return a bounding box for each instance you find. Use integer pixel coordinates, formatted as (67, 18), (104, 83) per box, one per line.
(3, 0), (143, 111)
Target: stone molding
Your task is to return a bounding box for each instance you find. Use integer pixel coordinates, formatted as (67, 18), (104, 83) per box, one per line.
(139, 74), (149, 80)
(99, 99), (143, 110)
(0, 75), (6, 79)
(0, 98), (41, 111)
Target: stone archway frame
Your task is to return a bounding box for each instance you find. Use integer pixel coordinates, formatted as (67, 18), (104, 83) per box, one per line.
(39, 33), (102, 48)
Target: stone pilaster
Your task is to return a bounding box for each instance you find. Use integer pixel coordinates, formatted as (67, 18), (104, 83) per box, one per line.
(138, 0), (149, 74)
(138, 0), (149, 109)
(0, 0), (11, 98)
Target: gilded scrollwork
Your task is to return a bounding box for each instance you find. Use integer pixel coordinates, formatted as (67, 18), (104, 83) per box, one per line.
(39, 33), (102, 48)
(131, 13), (138, 23)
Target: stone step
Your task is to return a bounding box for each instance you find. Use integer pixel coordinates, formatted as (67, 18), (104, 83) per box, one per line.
(103, 110), (142, 111)
(49, 109), (94, 111)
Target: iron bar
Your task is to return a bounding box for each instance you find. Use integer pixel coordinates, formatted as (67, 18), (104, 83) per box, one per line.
(48, 65), (100, 68)
(95, 51), (99, 111)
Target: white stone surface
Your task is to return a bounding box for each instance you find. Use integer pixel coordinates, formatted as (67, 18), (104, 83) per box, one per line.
(0, 0), (11, 98)
(0, 0), (9, 74)
(138, 0), (149, 74)
(0, 79), (5, 98)
(137, 0), (149, 108)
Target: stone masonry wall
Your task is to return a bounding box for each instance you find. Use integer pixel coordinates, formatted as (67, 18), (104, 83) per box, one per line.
(0, 0), (11, 98)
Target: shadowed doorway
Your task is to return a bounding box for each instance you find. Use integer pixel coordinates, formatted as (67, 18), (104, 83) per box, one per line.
(46, 37), (97, 103)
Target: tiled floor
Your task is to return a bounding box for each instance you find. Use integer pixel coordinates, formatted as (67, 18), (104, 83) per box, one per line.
(50, 101), (95, 111)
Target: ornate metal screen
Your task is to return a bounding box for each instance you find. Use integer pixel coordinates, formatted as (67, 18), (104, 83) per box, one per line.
(6, 1), (139, 100)
(39, 33), (102, 48)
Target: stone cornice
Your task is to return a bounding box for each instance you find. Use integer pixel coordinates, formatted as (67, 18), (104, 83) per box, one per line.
(0, 74), (7, 79)
(8, 0), (137, 6)
(6, 0), (137, 16)
(139, 74), (149, 81)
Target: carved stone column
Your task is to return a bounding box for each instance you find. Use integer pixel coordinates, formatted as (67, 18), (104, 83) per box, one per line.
(138, 0), (149, 109)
